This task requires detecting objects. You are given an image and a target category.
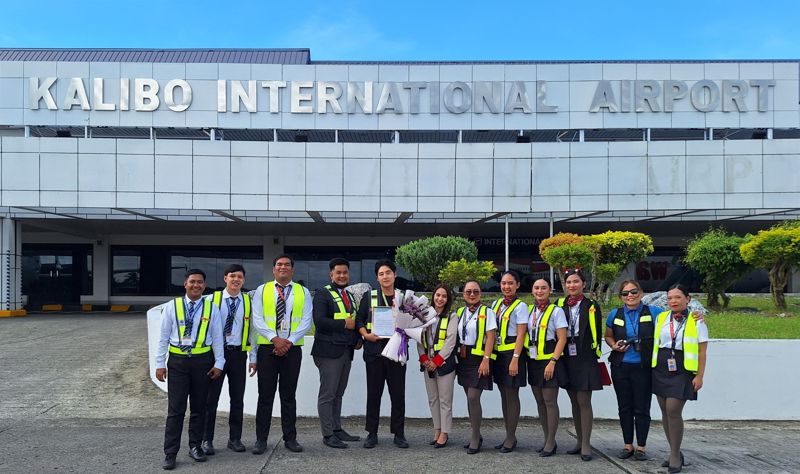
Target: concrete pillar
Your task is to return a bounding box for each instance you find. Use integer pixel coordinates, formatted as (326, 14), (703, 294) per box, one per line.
(0, 218), (25, 315)
(789, 268), (800, 293)
(262, 237), (284, 282)
(84, 238), (110, 305)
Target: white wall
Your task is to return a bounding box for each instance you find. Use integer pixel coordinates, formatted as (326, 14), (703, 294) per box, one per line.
(147, 305), (800, 420)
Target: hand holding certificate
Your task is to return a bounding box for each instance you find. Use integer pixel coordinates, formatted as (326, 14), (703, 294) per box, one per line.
(371, 306), (395, 338)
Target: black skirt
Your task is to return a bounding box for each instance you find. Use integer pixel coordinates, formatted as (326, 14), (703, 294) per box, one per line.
(652, 348), (697, 401)
(456, 349), (493, 391)
(563, 336), (602, 391)
(492, 351), (527, 388)
(527, 357), (569, 389)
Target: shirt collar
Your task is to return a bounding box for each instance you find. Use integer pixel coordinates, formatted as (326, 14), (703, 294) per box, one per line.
(185, 295), (203, 304)
(624, 303), (644, 317)
(223, 288), (241, 300)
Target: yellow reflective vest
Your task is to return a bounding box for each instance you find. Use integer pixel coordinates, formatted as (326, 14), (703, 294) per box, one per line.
(211, 291), (252, 351)
(651, 310), (700, 373)
(557, 297), (602, 358)
(256, 282), (306, 346)
(491, 298), (523, 353)
(169, 296), (213, 355)
(523, 303), (558, 360)
(456, 305), (497, 360)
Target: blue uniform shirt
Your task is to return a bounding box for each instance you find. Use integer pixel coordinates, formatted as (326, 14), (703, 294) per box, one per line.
(606, 303), (663, 364)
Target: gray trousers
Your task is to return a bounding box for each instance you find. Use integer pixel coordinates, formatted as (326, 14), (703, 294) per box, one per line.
(314, 352), (352, 437)
(424, 370), (456, 433)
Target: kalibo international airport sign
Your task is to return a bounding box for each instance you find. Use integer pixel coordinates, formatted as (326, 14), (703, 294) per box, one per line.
(28, 77), (777, 114)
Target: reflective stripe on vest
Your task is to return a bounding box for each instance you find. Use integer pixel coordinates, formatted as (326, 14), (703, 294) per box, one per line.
(456, 305), (497, 360)
(422, 314), (450, 352)
(523, 304), (557, 360)
(491, 298), (522, 353)
(651, 311), (699, 373)
(557, 297), (601, 358)
(257, 282), (306, 346)
(325, 285), (355, 320)
(367, 290), (381, 331)
(169, 296), (213, 355)
(212, 291), (252, 351)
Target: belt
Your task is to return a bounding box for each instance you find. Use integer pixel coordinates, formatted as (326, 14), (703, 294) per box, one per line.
(169, 351), (212, 359)
(224, 345), (242, 350)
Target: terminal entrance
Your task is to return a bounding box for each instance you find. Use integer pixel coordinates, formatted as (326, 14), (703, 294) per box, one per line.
(21, 244), (92, 308)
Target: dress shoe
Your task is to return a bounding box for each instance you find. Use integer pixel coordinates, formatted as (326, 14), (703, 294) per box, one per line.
(252, 440), (268, 455)
(536, 446), (544, 453)
(201, 440), (215, 456)
(668, 467), (682, 473)
(634, 450), (648, 461)
(466, 437), (483, 454)
(429, 439), (437, 446)
(663, 452), (685, 468)
(463, 435), (483, 449)
(161, 454), (176, 470)
(494, 442), (503, 450)
(434, 435), (448, 449)
(188, 446), (207, 462)
(323, 435), (348, 449)
(567, 447), (581, 455)
(284, 439), (303, 453)
(617, 448), (635, 459)
(393, 435), (409, 448)
(363, 433), (378, 449)
(539, 443), (557, 457)
(499, 440), (517, 453)
(334, 429), (360, 442)
(227, 439), (246, 452)
(581, 454), (593, 461)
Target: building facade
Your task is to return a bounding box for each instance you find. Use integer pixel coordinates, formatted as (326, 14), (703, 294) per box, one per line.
(1, 49), (798, 309)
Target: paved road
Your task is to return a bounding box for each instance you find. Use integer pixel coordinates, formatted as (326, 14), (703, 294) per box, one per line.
(1, 313), (798, 473)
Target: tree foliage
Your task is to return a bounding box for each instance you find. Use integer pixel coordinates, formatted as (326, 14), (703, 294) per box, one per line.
(395, 235), (478, 289)
(740, 221), (800, 310)
(584, 231), (654, 301)
(437, 259), (497, 290)
(685, 227), (750, 310)
(540, 241), (594, 292)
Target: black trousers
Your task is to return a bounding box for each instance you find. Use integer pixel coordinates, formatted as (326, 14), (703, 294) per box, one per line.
(203, 347), (247, 442)
(164, 352), (214, 455)
(255, 345), (302, 442)
(364, 357), (406, 436)
(611, 362), (653, 446)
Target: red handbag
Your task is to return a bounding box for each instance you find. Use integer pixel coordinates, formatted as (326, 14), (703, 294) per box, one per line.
(598, 361), (612, 386)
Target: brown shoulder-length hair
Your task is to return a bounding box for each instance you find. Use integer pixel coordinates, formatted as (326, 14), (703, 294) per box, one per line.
(617, 279), (643, 295)
(431, 283), (454, 317)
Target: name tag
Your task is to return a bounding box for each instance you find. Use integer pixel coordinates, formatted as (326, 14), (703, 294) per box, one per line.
(280, 317), (289, 331)
(667, 357), (678, 372)
(567, 343), (577, 356)
(613, 318), (625, 326)
(640, 315), (653, 322)
(181, 337), (193, 346)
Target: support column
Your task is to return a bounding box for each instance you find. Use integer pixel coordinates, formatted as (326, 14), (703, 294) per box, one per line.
(84, 238), (110, 305)
(262, 237), (284, 283)
(0, 218), (25, 316)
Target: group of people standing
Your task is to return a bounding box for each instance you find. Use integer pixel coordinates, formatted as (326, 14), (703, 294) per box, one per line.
(155, 257), (708, 474)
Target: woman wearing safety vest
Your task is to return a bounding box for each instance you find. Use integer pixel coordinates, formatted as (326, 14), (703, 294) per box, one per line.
(652, 284), (708, 474)
(490, 270), (529, 453)
(525, 277), (568, 457)
(604, 280), (662, 462)
(417, 284), (458, 449)
(558, 268), (603, 461)
(455, 280), (497, 454)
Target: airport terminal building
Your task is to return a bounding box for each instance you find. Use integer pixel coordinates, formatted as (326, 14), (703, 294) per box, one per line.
(0, 48), (798, 311)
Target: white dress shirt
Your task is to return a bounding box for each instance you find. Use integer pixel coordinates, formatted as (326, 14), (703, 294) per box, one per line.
(215, 289), (258, 363)
(492, 299), (529, 337)
(250, 280), (313, 345)
(156, 295), (225, 370)
(458, 305), (498, 346)
(528, 305), (568, 358)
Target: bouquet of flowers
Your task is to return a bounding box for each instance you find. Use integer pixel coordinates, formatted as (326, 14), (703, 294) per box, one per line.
(381, 290), (438, 365)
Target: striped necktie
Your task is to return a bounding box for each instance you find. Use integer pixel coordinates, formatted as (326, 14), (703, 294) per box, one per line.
(276, 284), (286, 330)
(179, 300), (196, 352)
(224, 296), (237, 336)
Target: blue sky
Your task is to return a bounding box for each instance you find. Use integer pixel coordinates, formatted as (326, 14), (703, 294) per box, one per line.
(1, 0), (798, 61)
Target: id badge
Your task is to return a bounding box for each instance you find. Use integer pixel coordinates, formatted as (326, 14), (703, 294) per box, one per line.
(567, 343), (577, 356)
(181, 337), (192, 346)
(280, 317), (289, 332)
(667, 357), (678, 372)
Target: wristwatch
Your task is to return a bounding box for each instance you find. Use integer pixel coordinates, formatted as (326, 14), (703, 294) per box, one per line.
(549, 357), (559, 363)
(512, 353), (520, 358)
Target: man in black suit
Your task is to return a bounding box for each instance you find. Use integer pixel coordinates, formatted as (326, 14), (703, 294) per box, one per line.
(312, 257), (361, 448)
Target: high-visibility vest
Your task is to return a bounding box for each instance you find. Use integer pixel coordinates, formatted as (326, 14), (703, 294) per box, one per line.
(523, 303), (558, 360)
(211, 291), (252, 351)
(491, 298), (523, 353)
(169, 296), (213, 355)
(256, 281), (306, 346)
(557, 297), (601, 358)
(651, 311), (700, 373)
(422, 313), (450, 352)
(608, 304), (654, 368)
(325, 285), (357, 321)
(456, 305), (497, 360)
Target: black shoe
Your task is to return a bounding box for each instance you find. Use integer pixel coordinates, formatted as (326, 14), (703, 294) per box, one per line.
(662, 460), (670, 468)
(252, 440), (268, 455)
(668, 467), (682, 473)
(201, 440), (215, 456)
(323, 435), (348, 449)
(466, 437), (483, 454)
(634, 450), (648, 461)
(434, 435), (448, 449)
(363, 433), (378, 449)
(284, 439), (303, 453)
(393, 435), (409, 449)
(429, 439), (437, 446)
(499, 440), (517, 453)
(581, 454), (593, 461)
(334, 429), (360, 442)
(536, 446), (544, 453)
(464, 435), (483, 449)
(188, 446), (207, 462)
(161, 454), (176, 470)
(227, 439), (246, 452)
(494, 442), (503, 450)
(663, 452), (686, 468)
(567, 447), (581, 455)
(618, 448), (634, 459)
(539, 443), (557, 457)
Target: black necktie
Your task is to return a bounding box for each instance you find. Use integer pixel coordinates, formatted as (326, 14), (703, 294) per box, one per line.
(180, 300), (196, 352)
(276, 285), (286, 330)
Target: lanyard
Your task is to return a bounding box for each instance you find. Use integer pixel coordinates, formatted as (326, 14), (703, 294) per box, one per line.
(277, 284), (291, 302)
(624, 305), (640, 339)
(669, 313), (686, 354)
(530, 306), (542, 342)
(183, 298), (202, 323)
(461, 306), (478, 342)
(568, 304), (580, 340)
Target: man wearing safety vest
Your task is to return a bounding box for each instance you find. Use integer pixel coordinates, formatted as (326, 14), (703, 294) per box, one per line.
(155, 269), (225, 470)
(201, 263), (253, 455)
(311, 257), (362, 448)
(250, 254), (313, 455)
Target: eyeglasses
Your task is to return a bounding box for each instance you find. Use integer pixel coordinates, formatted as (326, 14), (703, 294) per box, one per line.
(464, 290), (481, 295)
(620, 290), (640, 297)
